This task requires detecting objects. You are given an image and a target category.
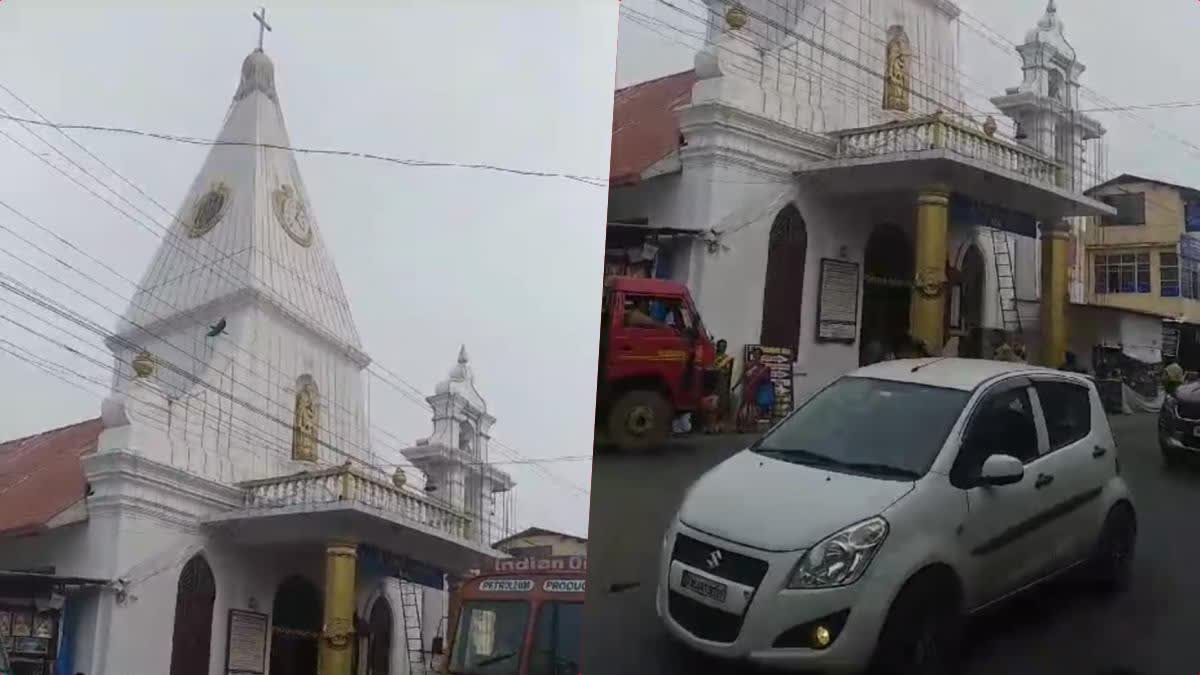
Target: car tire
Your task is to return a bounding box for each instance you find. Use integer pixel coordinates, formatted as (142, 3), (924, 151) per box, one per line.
(1090, 502), (1136, 592)
(607, 389), (671, 452)
(870, 571), (964, 675)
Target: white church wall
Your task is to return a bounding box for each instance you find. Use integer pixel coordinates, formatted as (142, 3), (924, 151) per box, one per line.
(710, 0), (963, 135)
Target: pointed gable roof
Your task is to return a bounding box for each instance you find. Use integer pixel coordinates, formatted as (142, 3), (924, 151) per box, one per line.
(609, 70), (696, 187)
(121, 48), (364, 356)
(0, 418), (102, 537)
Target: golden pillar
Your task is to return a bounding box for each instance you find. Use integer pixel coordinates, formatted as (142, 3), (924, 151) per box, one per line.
(1040, 220), (1071, 368)
(318, 541), (358, 675)
(910, 185), (951, 353)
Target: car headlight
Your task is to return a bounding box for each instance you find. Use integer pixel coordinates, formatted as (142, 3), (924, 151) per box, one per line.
(786, 517), (889, 589)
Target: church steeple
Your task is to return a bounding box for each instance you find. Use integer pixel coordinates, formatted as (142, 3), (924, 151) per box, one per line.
(118, 43), (366, 364)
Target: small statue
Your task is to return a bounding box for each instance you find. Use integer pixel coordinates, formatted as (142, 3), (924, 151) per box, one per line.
(983, 115), (998, 137)
(882, 26), (912, 112)
(292, 378), (319, 462)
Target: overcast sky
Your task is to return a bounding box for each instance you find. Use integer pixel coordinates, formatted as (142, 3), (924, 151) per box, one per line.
(616, 0), (1200, 190)
(0, 1), (617, 539)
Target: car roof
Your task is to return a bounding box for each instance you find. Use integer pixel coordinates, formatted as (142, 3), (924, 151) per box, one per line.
(604, 276), (687, 295)
(850, 358), (1080, 391)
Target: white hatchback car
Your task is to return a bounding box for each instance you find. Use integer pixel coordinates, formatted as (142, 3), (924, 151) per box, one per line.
(657, 358), (1136, 674)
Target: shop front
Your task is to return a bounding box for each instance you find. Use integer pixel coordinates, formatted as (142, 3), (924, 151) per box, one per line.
(0, 571), (107, 675)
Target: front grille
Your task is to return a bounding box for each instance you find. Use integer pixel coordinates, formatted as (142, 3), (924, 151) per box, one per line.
(672, 534), (769, 588)
(1178, 399), (1200, 420)
(668, 590), (744, 643)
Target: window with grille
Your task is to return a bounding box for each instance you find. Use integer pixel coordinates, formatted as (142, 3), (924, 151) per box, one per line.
(1161, 253), (1180, 297)
(1184, 258), (1200, 299)
(1093, 253), (1150, 294)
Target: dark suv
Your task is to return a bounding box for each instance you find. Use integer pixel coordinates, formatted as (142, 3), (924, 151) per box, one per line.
(1159, 380), (1200, 465)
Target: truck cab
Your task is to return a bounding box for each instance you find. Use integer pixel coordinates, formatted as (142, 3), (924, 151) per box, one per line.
(597, 277), (715, 450)
(442, 555), (585, 675)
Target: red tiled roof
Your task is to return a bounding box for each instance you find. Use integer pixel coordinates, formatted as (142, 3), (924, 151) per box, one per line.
(0, 418), (102, 537)
(610, 70), (696, 187)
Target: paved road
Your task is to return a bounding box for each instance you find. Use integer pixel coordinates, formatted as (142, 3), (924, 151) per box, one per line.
(582, 413), (1200, 674)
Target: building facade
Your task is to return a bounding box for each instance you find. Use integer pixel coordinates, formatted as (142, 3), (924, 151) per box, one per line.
(0, 45), (512, 675)
(608, 0), (1112, 402)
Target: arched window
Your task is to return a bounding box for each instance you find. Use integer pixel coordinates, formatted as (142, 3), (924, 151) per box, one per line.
(168, 555), (216, 675)
(760, 204), (808, 356)
(459, 420), (474, 454)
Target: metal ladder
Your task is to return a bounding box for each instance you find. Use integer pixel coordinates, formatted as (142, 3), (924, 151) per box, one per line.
(989, 227), (1023, 337)
(400, 581), (425, 673)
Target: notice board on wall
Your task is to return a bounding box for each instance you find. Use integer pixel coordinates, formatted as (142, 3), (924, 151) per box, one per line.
(816, 258), (860, 343)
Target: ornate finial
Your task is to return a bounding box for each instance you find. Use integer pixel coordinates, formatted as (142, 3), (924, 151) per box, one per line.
(725, 5), (748, 30)
(1046, 0), (1057, 14)
(131, 350), (155, 379)
(457, 344), (469, 365)
(252, 7), (272, 51)
(982, 115), (998, 137)
(391, 467), (407, 489)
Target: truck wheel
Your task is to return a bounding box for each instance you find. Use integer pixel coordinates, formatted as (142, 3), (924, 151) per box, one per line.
(607, 390), (671, 452)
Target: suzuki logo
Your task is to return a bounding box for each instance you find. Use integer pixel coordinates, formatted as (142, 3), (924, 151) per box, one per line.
(705, 550), (723, 570)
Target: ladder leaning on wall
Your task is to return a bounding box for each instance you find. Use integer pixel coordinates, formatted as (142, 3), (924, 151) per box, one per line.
(989, 227), (1024, 338)
(400, 581), (426, 673)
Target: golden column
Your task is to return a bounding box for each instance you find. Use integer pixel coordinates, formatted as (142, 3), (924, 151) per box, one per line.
(1040, 220), (1071, 368)
(318, 541), (358, 675)
(910, 185), (951, 353)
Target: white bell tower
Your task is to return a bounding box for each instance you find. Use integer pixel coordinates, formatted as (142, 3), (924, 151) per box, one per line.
(991, 0), (1105, 192)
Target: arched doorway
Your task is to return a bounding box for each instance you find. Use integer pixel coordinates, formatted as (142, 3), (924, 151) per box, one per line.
(168, 555), (216, 675)
(760, 204), (808, 356)
(956, 245), (986, 358)
(270, 576), (323, 675)
(860, 225), (913, 366)
(366, 597), (393, 675)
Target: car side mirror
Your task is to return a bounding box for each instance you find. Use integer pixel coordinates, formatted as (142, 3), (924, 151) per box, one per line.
(979, 454), (1024, 487)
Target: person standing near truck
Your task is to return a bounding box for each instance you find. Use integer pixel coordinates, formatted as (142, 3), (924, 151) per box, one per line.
(707, 339), (735, 433)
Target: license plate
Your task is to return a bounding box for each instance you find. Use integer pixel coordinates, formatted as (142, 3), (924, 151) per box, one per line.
(681, 570), (727, 603)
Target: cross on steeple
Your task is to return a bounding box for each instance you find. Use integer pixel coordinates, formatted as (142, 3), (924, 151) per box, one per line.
(252, 7), (272, 51)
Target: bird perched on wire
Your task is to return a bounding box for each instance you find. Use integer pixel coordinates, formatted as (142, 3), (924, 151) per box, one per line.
(206, 318), (228, 338)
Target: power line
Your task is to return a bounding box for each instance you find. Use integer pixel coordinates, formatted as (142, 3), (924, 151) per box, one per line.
(0, 112), (608, 188)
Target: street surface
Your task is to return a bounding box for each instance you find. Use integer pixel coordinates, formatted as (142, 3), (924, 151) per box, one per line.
(582, 413), (1197, 674)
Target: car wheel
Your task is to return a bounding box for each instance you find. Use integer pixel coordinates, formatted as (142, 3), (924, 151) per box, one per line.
(870, 572), (963, 675)
(1090, 502), (1136, 592)
(607, 389), (671, 452)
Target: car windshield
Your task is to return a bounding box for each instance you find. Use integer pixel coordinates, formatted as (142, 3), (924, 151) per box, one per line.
(449, 600), (531, 675)
(753, 376), (970, 479)
(527, 601), (583, 675)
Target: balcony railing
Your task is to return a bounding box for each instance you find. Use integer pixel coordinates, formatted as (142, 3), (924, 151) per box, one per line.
(832, 113), (1065, 190)
(239, 463), (472, 541)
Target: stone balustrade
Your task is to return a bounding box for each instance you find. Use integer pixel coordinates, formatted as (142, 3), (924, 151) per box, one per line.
(833, 114), (1065, 189)
(239, 463), (472, 541)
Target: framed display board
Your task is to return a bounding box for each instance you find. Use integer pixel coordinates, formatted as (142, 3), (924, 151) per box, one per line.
(225, 609), (268, 674)
(815, 258), (860, 343)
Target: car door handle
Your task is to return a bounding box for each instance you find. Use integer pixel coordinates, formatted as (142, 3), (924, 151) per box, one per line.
(1035, 473), (1054, 489)
(1093, 446), (1108, 458)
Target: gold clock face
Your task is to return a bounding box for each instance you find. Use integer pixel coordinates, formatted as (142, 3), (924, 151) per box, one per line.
(273, 184), (313, 247)
(187, 184), (230, 238)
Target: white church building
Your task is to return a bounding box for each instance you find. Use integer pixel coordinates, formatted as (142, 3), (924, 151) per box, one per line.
(607, 0), (1112, 401)
(0, 41), (512, 675)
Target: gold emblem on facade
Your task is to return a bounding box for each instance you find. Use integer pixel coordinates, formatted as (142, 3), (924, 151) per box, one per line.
(131, 350), (156, 379)
(915, 267), (946, 299)
(187, 183), (230, 238)
(292, 376), (319, 462)
(883, 26), (912, 113)
(725, 5), (748, 30)
(392, 467), (407, 489)
(324, 617), (353, 650)
(273, 184), (314, 247)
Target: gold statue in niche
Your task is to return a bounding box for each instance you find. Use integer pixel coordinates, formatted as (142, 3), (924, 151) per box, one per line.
(292, 376), (319, 462)
(883, 26), (912, 112)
